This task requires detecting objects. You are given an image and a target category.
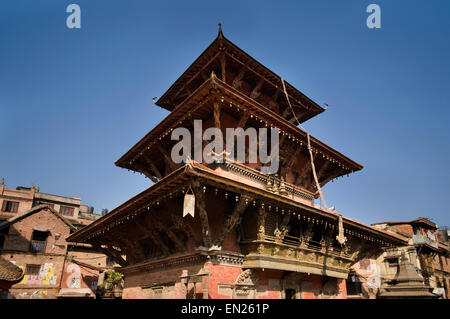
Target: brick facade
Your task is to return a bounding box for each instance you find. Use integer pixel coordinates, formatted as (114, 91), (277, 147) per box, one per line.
(0, 206), (108, 299)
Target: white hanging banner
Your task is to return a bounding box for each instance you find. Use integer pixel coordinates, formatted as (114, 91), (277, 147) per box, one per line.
(183, 188), (195, 218)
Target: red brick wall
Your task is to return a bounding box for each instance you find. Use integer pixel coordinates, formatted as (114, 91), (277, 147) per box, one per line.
(0, 208), (72, 298)
(255, 269), (282, 299)
(337, 278), (347, 299)
(0, 187), (35, 218)
(3, 208), (71, 255)
(122, 262), (205, 299)
(204, 263), (243, 299)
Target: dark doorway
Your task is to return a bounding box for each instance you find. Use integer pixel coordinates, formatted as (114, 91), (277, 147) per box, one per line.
(285, 289), (296, 299)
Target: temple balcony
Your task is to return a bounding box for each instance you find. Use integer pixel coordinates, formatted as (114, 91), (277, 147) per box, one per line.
(239, 239), (353, 279)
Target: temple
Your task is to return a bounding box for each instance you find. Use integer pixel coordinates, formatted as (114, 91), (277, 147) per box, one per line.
(67, 28), (410, 299)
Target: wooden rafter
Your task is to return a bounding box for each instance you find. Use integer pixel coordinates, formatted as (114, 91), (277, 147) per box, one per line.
(268, 89), (280, 112)
(281, 107), (291, 118)
(232, 67), (246, 89)
(281, 145), (302, 178)
(213, 100), (221, 129)
(237, 110), (250, 128)
(172, 51), (221, 101)
(221, 54), (226, 83)
(121, 236), (146, 261)
(135, 220), (171, 256)
(90, 242), (127, 267)
(170, 211), (202, 246)
(225, 51), (311, 112)
(214, 194), (252, 247)
(158, 144), (177, 171)
(109, 229), (145, 258)
(288, 108), (309, 124)
(319, 166), (341, 187)
(295, 157), (312, 185)
(134, 162), (158, 183)
(250, 78), (264, 99)
(143, 153), (163, 180)
(316, 160), (330, 182)
(146, 214), (185, 251)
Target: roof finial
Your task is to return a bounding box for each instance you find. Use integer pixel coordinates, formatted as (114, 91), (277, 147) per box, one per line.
(218, 22), (223, 38)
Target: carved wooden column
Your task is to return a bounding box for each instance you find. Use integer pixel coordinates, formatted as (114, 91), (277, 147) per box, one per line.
(320, 228), (334, 253)
(300, 222), (314, 248)
(275, 212), (291, 243)
(193, 183), (212, 247)
(257, 205), (266, 241)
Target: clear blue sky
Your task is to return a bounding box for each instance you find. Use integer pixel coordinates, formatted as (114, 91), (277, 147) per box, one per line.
(1, 1), (449, 227)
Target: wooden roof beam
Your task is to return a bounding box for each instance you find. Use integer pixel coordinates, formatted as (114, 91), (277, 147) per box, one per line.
(120, 236), (146, 262)
(221, 53), (226, 83)
(158, 144), (178, 171)
(213, 100), (221, 129)
(90, 242), (127, 267)
(143, 153), (163, 180)
(232, 66), (246, 89)
(316, 160), (331, 182)
(172, 51), (221, 102)
(281, 145), (302, 178)
(225, 52), (311, 113)
(135, 220), (171, 256)
(268, 89), (280, 113)
(170, 211), (202, 246)
(214, 194), (252, 247)
(295, 157), (312, 185)
(134, 162), (159, 183)
(319, 166), (342, 187)
(237, 110), (250, 128)
(146, 214), (185, 251)
(250, 78), (264, 100)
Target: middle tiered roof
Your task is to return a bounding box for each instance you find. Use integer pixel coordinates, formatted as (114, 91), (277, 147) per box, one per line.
(115, 74), (363, 194)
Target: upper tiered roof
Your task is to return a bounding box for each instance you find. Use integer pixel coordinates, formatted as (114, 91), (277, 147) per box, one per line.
(155, 28), (325, 123)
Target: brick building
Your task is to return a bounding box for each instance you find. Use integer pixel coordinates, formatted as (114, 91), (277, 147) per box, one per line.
(372, 218), (449, 298)
(0, 178), (98, 227)
(347, 218), (449, 299)
(0, 181), (113, 299)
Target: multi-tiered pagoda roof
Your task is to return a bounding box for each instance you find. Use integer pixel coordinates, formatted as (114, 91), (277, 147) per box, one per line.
(68, 28), (407, 299)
